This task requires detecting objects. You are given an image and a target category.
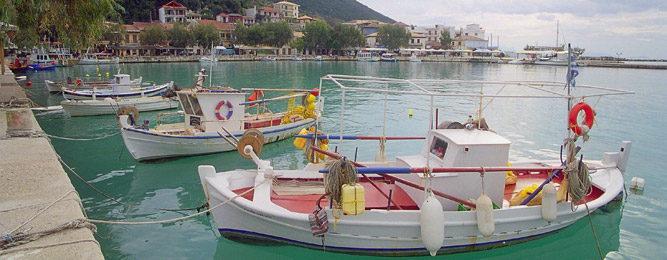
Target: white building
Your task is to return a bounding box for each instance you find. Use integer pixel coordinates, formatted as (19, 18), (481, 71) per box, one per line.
(273, 1), (299, 20)
(452, 35), (488, 50)
(158, 0), (187, 23)
(412, 24), (455, 43)
(460, 24), (485, 39)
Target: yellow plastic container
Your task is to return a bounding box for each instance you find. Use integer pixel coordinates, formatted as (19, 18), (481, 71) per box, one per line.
(341, 183), (365, 215)
(318, 143), (328, 160)
(293, 128), (309, 149)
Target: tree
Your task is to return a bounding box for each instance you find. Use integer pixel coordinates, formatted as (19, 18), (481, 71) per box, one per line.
(168, 22), (192, 48)
(140, 25), (166, 46)
(264, 21), (293, 48)
(303, 20), (331, 53)
(439, 29), (452, 49)
(233, 22), (248, 44)
(330, 23), (364, 53)
(290, 38), (305, 54)
(102, 22), (126, 48)
(246, 24), (268, 46)
(192, 23), (220, 50)
(572, 47), (585, 57)
(377, 24), (411, 51)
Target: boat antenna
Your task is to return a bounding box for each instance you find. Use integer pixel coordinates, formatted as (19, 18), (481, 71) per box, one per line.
(209, 41), (214, 88)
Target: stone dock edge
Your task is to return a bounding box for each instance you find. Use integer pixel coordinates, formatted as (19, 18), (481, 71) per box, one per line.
(1, 67), (104, 259)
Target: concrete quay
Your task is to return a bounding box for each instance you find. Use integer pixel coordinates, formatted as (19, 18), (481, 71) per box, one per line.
(0, 68), (103, 259)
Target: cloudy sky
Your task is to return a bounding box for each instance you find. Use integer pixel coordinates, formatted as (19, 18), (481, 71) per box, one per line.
(356, 0), (667, 59)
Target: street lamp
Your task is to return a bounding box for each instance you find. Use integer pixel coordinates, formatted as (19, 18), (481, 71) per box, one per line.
(616, 52), (622, 63)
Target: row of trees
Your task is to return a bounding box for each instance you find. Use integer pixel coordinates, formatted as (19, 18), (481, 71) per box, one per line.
(138, 23), (221, 51)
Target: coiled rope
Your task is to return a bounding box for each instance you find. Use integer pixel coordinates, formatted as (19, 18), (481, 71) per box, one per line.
(564, 140), (592, 206)
(324, 157), (358, 204)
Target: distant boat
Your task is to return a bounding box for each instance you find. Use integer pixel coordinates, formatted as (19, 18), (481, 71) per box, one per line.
(9, 59), (29, 72)
(54, 53), (79, 67)
(78, 53), (119, 65)
(62, 81), (172, 100)
(29, 63), (56, 70)
(409, 53), (422, 62)
(508, 59), (533, 65)
(61, 95), (179, 116)
(380, 53), (398, 62)
(28, 52), (56, 70)
(357, 51), (380, 62)
(291, 56), (303, 61)
(261, 56), (277, 61)
(315, 56), (324, 61)
(45, 74), (143, 93)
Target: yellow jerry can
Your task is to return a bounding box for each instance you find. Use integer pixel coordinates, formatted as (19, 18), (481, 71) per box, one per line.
(293, 128), (309, 149)
(341, 183), (365, 215)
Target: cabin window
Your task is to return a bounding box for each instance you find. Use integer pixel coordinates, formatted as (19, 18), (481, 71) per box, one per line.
(178, 93), (193, 114)
(430, 137), (448, 160)
(186, 95), (204, 116)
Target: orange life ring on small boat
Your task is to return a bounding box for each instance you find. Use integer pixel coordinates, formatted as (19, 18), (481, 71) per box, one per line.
(215, 100), (233, 120)
(569, 102), (594, 135)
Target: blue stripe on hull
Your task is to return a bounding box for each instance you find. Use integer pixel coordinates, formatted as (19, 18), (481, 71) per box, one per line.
(218, 225), (568, 256)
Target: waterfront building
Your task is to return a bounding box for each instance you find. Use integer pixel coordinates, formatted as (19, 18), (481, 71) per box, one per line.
(273, 1), (300, 20)
(158, 1), (187, 23)
(452, 35), (488, 50)
(122, 24), (141, 56)
(188, 20), (236, 48)
(460, 24), (485, 39)
(409, 32), (427, 50)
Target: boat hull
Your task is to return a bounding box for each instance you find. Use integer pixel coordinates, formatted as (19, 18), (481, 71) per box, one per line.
(121, 118), (315, 161)
(45, 78), (142, 93)
(62, 82), (169, 100)
(61, 97), (178, 116)
(201, 160), (624, 256)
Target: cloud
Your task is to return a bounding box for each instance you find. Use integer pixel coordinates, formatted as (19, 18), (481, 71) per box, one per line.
(357, 0), (667, 58)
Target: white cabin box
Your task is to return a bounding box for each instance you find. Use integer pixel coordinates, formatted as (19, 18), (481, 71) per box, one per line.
(396, 129), (511, 210)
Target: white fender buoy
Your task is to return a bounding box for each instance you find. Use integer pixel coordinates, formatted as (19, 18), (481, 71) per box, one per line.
(420, 191), (444, 256)
(630, 177), (645, 190)
(476, 192), (494, 237)
(542, 183), (557, 222)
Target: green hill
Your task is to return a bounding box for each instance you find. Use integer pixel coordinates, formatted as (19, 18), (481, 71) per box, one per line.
(289, 0), (395, 24)
(115, 0), (394, 24)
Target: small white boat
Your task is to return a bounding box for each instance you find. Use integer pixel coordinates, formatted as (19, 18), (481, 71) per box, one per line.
(199, 56), (216, 63)
(45, 74), (143, 93)
(62, 81), (172, 100)
(260, 56), (277, 61)
(291, 56), (303, 61)
(380, 53), (398, 62)
(315, 56), (324, 61)
(78, 53), (119, 65)
(199, 66), (634, 256)
(61, 96), (179, 117)
(117, 70), (322, 161)
(54, 53), (79, 67)
(357, 52), (379, 62)
(508, 58), (533, 65)
(409, 53), (422, 62)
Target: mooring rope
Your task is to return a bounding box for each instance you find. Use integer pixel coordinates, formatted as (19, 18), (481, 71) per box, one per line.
(0, 239), (100, 256)
(87, 176), (274, 225)
(324, 157), (358, 204)
(565, 141), (592, 208)
(1, 219), (97, 250)
(44, 130), (121, 141)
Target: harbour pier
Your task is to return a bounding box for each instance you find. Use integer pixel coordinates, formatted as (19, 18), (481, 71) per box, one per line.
(0, 67), (103, 259)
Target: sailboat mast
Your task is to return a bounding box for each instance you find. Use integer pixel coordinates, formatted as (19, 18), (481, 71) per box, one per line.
(556, 20), (559, 49)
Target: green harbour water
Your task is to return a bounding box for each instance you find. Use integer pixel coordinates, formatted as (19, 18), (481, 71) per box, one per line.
(19, 61), (666, 259)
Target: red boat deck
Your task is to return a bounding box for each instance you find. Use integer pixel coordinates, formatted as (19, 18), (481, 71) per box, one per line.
(234, 171), (604, 214)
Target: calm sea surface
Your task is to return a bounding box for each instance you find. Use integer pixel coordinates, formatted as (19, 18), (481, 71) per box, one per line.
(19, 61), (666, 259)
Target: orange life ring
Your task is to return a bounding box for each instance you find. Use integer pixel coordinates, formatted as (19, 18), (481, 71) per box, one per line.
(569, 102), (594, 135)
(215, 100), (233, 120)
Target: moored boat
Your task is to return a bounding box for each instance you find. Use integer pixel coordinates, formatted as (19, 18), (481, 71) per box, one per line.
(78, 52), (119, 65)
(61, 95), (179, 117)
(380, 53), (398, 62)
(45, 73), (143, 93)
(357, 51), (380, 62)
(116, 70), (322, 161)
(198, 55), (634, 256)
(62, 80), (172, 100)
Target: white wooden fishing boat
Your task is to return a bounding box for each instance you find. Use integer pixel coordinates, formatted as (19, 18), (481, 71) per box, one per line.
(62, 81), (172, 100)
(357, 51), (380, 62)
(61, 95), (178, 117)
(45, 74), (143, 93)
(117, 70), (322, 161)
(260, 56), (277, 61)
(409, 53), (422, 62)
(78, 52), (119, 65)
(380, 53), (398, 62)
(198, 52), (634, 256)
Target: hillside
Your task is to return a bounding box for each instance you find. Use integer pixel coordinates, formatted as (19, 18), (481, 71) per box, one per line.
(289, 0), (395, 24)
(115, 0), (394, 25)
